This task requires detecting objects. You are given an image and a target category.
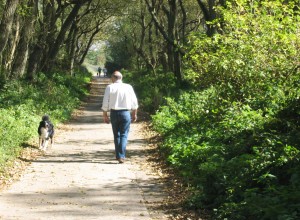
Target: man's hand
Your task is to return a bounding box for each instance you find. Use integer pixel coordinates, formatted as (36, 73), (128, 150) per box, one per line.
(131, 110), (137, 122)
(103, 112), (110, 124)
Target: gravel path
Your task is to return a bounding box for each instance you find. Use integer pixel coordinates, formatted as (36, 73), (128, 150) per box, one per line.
(0, 76), (167, 220)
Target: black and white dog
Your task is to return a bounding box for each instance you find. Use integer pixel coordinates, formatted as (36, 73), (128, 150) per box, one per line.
(38, 115), (54, 151)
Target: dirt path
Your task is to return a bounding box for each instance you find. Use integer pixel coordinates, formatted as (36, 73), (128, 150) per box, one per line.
(0, 76), (167, 220)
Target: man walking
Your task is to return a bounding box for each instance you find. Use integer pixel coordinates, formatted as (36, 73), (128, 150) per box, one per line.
(102, 71), (138, 163)
(97, 67), (102, 76)
(103, 67), (107, 77)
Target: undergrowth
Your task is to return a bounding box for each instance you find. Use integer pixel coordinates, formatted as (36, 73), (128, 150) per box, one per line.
(142, 1), (300, 219)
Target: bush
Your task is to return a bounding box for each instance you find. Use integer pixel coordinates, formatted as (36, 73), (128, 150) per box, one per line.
(152, 1), (300, 219)
(152, 89), (300, 219)
(122, 69), (177, 113)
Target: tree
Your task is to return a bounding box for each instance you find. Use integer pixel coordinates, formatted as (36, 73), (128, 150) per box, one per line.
(0, 0), (19, 79)
(0, 0), (127, 81)
(11, 0), (38, 79)
(104, 0), (203, 85)
(44, 0), (89, 72)
(0, 0), (19, 55)
(143, 0), (202, 85)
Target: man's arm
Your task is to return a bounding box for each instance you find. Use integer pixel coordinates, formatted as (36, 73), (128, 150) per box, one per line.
(129, 85), (138, 122)
(102, 86), (110, 123)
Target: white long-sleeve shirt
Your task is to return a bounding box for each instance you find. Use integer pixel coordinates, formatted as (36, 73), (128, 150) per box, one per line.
(102, 80), (138, 112)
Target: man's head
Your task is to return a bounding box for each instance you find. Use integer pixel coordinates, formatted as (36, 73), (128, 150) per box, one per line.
(112, 71), (123, 82)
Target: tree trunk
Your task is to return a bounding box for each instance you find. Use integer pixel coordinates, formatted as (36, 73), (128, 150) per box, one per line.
(160, 51), (168, 72)
(165, 1), (177, 73)
(174, 50), (182, 84)
(27, 0), (56, 79)
(3, 13), (20, 78)
(148, 19), (157, 72)
(26, 45), (43, 81)
(0, 0), (19, 55)
(45, 2), (86, 72)
(144, 0), (185, 56)
(66, 22), (79, 76)
(145, 0), (183, 84)
(196, 0), (217, 36)
(11, 0), (38, 79)
(78, 27), (100, 65)
(179, 0), (187, 44)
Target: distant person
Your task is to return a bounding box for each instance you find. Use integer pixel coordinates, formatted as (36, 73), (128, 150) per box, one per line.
(103, 67), (107, 77)
(101, 71), (138, 163)
(97, 67), (102, 76)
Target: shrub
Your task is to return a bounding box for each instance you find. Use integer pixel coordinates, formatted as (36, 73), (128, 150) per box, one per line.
(122, 69), (177, 113)
(152, 0), (300, 219)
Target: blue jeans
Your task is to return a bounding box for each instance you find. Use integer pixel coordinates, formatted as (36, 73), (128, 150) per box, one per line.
(110, 110), (131, 159)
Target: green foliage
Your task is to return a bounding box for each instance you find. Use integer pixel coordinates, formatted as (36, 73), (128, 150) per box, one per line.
(185, 0), (299, 106)
(0, 71), (91, 170)
(105, 32), (136, 70)
(0, 106), (38, 165)
(153, 90), (300, 219)
(152, 0), (300, 219)
(122, 69), (177, 113)
(85, 50), (99, 65)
